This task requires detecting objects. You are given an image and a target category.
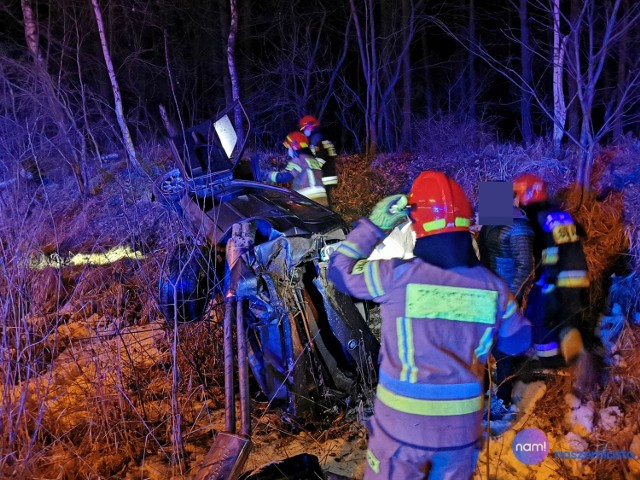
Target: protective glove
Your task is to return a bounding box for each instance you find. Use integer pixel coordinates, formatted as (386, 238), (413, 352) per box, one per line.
(559, 326), (585, 364)
(369, 194), (409, 231)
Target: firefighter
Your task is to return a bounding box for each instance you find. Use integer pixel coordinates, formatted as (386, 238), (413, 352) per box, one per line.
(478, 203), (535, 413)
(328, 171), (531, 479)
(513, 173), (594, 386)
(299, 115), (337, 206)
(264, 131), (329, 207)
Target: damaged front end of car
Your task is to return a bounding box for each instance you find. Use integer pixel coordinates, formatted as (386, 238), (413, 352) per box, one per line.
(156, 102), (378, 422)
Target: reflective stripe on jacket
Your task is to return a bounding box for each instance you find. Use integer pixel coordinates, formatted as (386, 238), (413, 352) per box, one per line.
(268, 152), (326, 201)
(537, 208), (590, 289)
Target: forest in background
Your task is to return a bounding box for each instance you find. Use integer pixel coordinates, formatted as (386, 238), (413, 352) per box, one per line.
(1, 0), (640, 193)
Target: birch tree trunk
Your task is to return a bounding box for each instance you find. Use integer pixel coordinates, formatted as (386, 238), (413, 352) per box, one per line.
(228, 0), (244, 140)
(21, 0), (42, 62)
(90, 0), (140, 170)
(552, 0), (567, 157)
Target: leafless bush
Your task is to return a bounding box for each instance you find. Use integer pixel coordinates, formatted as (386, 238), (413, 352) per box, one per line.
(0, 145), (230, 478)
(412, 113), (495, 159)
(0, 51), (129, 196)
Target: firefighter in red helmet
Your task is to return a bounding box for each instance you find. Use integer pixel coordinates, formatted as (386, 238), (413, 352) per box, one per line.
(263, 131), (329, 207)
(328, 171), (531, 479)
(513, 173), (596, 395)
(299, 115), (337, 206)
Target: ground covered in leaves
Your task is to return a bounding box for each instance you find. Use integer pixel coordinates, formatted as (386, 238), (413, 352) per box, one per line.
(2, 133), (640, 479)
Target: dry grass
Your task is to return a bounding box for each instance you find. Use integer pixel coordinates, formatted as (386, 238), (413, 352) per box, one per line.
(558, 187), (630, 326)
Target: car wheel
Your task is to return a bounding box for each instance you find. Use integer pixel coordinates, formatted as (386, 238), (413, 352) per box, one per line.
(153, 168), (186, 207)
(158, 244), (219, 326)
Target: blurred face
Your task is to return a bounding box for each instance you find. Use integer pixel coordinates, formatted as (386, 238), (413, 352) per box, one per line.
(287, 147), (295, 157)
(303, 126), (313, 136)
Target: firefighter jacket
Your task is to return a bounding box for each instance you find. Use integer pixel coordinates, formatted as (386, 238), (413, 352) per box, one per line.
(328, 219), (531, 449)
(267, 152), (327, 204)
(308, 130), (337, 186)
(478, 206), (535, 303)
(524, 203), (590, 347)
(530, 205), (590, 290)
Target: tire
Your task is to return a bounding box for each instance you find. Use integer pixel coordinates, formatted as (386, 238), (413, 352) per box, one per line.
(158, 244), (219, 326)
(153, 168), (186, 207)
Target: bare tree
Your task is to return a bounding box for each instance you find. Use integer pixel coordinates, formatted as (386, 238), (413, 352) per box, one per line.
(227, 0), (244, 140)
(21, 0), (41, 62)
(90, 0), (140, 170)
(350, 0), (379, 155)
(240, 2), (344, 147)
(566, 0), (582, 139)
(350, 0), (420, 153)
(567, 0), (640, 194)
(17, 0), (93, 194)
(519, 0), (533, 144)
(433, 0), (640, 195)
(551, 0), (568, 156)
(610, 0), (630, 141)
(400, 0), (413, 149)
(467, 0), (477, 121)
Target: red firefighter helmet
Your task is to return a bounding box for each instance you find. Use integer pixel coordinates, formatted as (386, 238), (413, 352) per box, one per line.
(408, 171), (473, 239)
(299, 115), (320, 131)
(513, 173), (548, 206)
(283, 131), (309, 151)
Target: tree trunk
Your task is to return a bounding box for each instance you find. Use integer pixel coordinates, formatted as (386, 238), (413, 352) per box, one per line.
(218, 0), (232, 107)
(350, 0), (378, 155)
(22, 0), (89, 194)
(367, 0), (379, 155)
(566, 0), (581, 140)
(575, 0), (622, 197)
(227, 0), (244, 140)
(519, 0), (533, 144)
(612, 0), (629, 140)
(400, 0), (412, 150)
(21, 0), (42, 62)
(551, 0), (567, 157)
(468, 0), (476, 121)
(90, 0), (140, 170)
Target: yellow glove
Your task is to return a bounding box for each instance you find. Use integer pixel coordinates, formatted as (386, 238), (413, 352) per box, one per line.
(559, 327), (584, 364)
(369, 195), (409, 231)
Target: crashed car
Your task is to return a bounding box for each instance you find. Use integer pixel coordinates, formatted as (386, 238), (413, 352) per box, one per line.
(155, 103), (379, 420)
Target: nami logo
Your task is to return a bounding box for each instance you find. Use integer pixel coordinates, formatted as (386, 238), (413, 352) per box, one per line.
(512, 428), (549, 465)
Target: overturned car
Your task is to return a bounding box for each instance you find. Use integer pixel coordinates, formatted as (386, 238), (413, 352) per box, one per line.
(155, 104), (379, 421)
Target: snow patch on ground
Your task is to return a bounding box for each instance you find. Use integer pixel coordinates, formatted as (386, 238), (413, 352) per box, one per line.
(564, 394), (595, 437)
(597, 406), (622, 432)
